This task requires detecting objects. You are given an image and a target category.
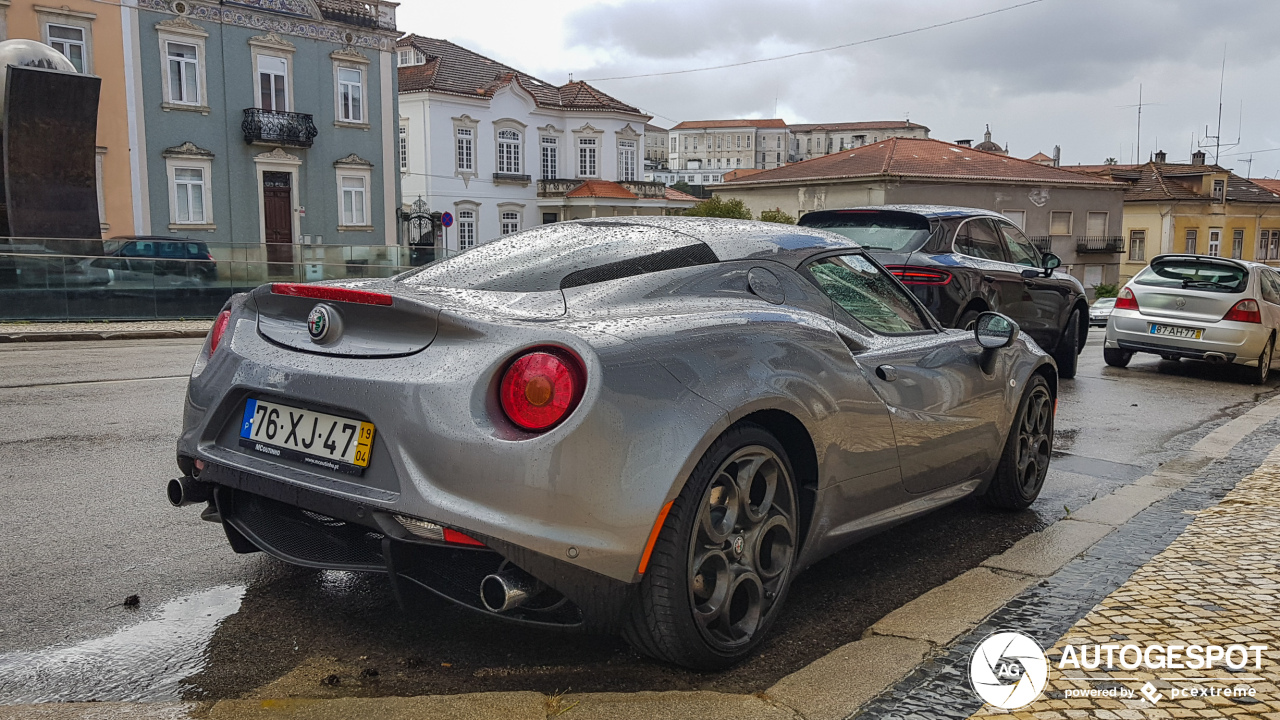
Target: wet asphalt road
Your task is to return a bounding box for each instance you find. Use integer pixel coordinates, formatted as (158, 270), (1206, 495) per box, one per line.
(0, 334), (1276, 702)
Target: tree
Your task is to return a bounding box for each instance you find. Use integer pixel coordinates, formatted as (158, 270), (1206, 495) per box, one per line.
(758, 208), (796, 224)
(671, 180), (696, 196)
(1104, 157), (1118, 165)
(1093, 283), (1119, 298)
(682, 196), (753, 219)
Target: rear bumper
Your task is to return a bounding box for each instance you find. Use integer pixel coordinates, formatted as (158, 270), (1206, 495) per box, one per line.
(1104, 309), (1269, 365)
(201, 461), (635, 632)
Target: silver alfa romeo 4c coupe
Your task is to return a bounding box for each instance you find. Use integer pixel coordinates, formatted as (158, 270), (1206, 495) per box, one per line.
(168, 217), (1057, 669)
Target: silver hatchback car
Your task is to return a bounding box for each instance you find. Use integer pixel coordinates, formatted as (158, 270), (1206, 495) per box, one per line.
(1104, 254), (1280, 383)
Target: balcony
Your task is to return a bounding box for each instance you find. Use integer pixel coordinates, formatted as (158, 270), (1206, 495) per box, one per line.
(492, 172), (531, 187)
(1027, 236), (1054, 254)
(315, 0), (397, 31)
(1076, 236), (1125, 253)
(242, 109), (318, 148)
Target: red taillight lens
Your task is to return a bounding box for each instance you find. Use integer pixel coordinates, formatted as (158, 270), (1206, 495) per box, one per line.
(271, 283), (394, 306)
(1224, 298), (1262, 323)
(885, 265), (952, 285)
(443, 528), (486, 547)
(1114, 287), (1139, 310)
(499, 349), (585, 432)
(209, 310), (231, 354)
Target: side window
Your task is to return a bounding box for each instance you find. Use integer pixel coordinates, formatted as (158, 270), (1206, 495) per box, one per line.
(806, 253), (930, 334)
(1262, 271), (1280, 305)
(998, 222), (1042, 267)
(954, 219), (1007, 262)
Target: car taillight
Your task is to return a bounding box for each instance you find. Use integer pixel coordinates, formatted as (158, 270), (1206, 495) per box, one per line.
(1224, 299), (1262, 323)
(271, 283), (394, 306)
(1114, 287), (1139, 310)
(499, 348), (585, 432)
(209, 310), (231, 354)
(885, 265), (952, 285)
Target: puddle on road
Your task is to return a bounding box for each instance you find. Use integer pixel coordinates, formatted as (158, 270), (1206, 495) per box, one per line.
(0, 585), (244, 704)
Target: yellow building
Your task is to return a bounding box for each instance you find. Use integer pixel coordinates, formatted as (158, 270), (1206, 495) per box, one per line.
(0, 0), (135, 236)
(1075, 151), (1280, 284)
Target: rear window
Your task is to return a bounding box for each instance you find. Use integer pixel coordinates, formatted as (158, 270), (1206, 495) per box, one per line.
(798, 210), (932, 252)
(401, 222), (718, 292)
(1134, 258), (1248, 293)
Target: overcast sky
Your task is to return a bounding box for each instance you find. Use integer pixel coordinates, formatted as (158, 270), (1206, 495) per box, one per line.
(398, 0), (1280, 178)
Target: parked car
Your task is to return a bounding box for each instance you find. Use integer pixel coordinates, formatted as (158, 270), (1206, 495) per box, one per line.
(167, 217), (1057, 670)
(1089, 297), (1116, 327)
(798, 206), (1089, 378)
(1104, 254), (1280, 383)
(0, 244), (112, 288)
(93, 236), (219, 283)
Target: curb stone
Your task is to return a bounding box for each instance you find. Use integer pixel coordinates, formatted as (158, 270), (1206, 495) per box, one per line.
(0, 330), (209, 343)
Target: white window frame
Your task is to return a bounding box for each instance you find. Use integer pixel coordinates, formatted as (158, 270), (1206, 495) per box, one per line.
(1129, 230), (1145, 261)
(156, 18), (209, 113)
(454, 204), (478, 250)
(396, 46), (424, 66)
(1232, 228), (1244, 259)
(500, 210), (520, 236)
(578, 137), (598, 178)
(255, 54), (290, 112)
(340, 175), (368, 227)
(618, 139), (637, 181)
(165, 40), (201, 106)
(334, 159), (374, 231)
(541, 135), (558, 180)
(453, 116), (478, 180)
(1208, 228), (1222, 257)
(496, 128), (522, 175)
(336, 65), (364, 124)
(249, 33), (296, 113)
(45, 21), (88, 73)
(1186, 229), (1198, 255)
(1049, 211), (1073, 236)
(163, 153), (214, 230)
(398, 124), (408, 173)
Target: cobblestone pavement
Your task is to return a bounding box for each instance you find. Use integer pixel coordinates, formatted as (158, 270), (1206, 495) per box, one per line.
(856, 416), (1280, 720)
(969, 443), (1280, 720)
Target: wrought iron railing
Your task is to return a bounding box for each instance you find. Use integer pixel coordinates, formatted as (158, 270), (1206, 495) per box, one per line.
(1076, 236), (1125, 253)
(1027, 236), (1054, 254)
(242, 109), (318, 148)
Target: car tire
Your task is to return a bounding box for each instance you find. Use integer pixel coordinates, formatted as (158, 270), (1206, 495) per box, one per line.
(623, 422), (799, 670)
(1052, 310), (1081, 380)
(984, 375), (1053, 511)
(1243, 334), (1274, 385)
(1103, 348), (1132, 367)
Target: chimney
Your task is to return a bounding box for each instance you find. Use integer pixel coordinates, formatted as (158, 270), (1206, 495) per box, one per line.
(1154, 150), (1167, 163)
(955, 139), (972, 148)
(1191, 150), (1206, 166)
(1052, 145), (1060, 167)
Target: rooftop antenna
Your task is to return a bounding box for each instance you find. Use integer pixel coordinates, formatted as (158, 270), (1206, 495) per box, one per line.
(1136, 84), (1141, 161)
(1199, 46), (1240, 163)
(1243, 154), (1255, 178)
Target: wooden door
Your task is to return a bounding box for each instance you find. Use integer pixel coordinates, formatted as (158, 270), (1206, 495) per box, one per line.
(263, 172), (293, 275)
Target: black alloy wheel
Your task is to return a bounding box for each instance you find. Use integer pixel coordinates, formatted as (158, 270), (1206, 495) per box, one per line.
(985, 375), (1054, 510)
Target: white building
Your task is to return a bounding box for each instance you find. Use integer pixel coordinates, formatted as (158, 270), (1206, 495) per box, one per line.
(397, 35), (694, 252)
(788, 121), (930, 162)
(667, 119), (790, 173)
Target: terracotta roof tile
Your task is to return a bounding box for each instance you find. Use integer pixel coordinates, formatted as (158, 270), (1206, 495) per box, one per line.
(1026, 152), (1053, 162)
(1253, 178), (1280, 196)
(671, 119), (788, 130)
(723, 138), (1118, 187)
(1063, 162), (1280, 204)
(788, 120), (928, 133)
(664, 187), (700, 202)
(565, 180), (637, 199)
(396, 35), (645, 116)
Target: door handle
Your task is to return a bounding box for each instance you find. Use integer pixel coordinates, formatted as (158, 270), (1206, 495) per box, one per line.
(875, 364), (898, 382)
(982, 275), (996, 283)
(1024, 279), (1037, 287)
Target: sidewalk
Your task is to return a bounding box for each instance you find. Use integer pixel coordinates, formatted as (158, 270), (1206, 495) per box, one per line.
(973, 445), (1280, 719)
(0, 320), (211, 342)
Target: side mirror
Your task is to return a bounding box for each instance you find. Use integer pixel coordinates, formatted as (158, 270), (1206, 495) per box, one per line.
(1021, 268), (1040, 279)
(1042, 253), (1062, 276)
(975, 311), (1019, 349)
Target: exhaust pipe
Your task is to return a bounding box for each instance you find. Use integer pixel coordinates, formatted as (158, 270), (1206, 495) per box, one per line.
(1204, 352), (1228, 365)
(480, 568), (545, 613)
(167, 476), (213, 507)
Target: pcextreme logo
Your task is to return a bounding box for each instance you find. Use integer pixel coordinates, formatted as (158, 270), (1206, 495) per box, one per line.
(969, 631), (1049, 710)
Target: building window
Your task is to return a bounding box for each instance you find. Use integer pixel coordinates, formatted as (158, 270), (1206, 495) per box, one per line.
(1207, 229), (1221, 257)
(501, 211), (520, 235)
(337, 67), (363, 122)
(1186, 229), (1198, 254)
(1271, 231), (1280, 261)
(398, 125), (408, 172)
(455, 127), (473, 172)
(1262, 230), (1280, 261)
(1212, 179), (1225, 202)
(1002, 210), (1026, 230)
(670, 137), (676, 152)
(457, 210), (476, 249)
(746, 135), (751, 148)
(540, 136), (558, 179)
(496, 129), (521, 174)
(165, 41), (200, 105)
(1049, 211), (1072, 235)
(257, 55), (288, 111)
(1086, 211), (1108, 237)
(618, 139), (637, 181)
(1232, 228), (1244, 259)
(47, 24), (86, 72)
(578, 137), (597, 177)
(776, 136), (781, 149)
(396, 47), (424, 66)
(1129, 230), (1145, 261)
(173, 167), (206, 224)
(340, 176), (367, 226)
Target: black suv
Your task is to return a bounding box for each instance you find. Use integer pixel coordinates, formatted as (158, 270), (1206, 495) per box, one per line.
(799, 205), (1088, 377)
(98, 236), (219, 282)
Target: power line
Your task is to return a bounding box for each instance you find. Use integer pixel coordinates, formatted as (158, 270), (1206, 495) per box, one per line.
(580, 0), (1048, 83)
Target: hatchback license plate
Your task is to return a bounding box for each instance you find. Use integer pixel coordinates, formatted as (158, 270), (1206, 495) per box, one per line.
(239, 398), (375, 475)
(1150, 323), (1203, 340)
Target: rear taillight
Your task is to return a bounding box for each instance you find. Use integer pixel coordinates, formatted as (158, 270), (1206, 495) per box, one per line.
(1114, 287), (1139, 310)
(1224, 299), (1262, 323)
(271, 283), (394, 306)
(885, 265), (952, 285)
(209, 310), (231, 354)
(499, 348), (585, 432)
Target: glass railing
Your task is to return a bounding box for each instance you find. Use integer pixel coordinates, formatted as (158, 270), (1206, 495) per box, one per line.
(0, 239), (456, 320)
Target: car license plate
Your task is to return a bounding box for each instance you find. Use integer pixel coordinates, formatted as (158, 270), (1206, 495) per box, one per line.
(238, 398), (375, 475)
(1149, 323), (1203, 340)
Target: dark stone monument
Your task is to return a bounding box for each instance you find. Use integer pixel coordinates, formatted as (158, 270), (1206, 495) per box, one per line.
(0, 39), (102, 245)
